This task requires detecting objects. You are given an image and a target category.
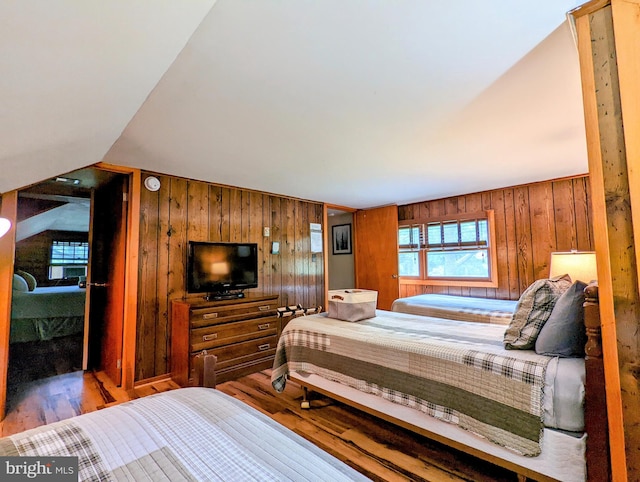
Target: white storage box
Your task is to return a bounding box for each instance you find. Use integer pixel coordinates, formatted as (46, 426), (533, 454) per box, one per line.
(328, 289), (378, 322)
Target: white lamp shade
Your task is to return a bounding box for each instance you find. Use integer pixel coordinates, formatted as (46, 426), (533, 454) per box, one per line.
(0, 218), (11, 239)
(549, 251), (597, 283)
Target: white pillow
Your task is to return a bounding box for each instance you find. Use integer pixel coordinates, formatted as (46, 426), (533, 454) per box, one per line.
(12, 273), (29, 292)
(16, 269), (37, 291)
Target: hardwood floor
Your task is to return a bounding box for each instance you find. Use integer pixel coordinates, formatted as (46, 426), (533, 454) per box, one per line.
(2, 368), (519, 481)
(218, 370), (518, 482)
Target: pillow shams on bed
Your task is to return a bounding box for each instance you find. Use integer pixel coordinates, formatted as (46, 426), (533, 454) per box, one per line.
(503, 275), (572, 350)
(535, 280), (587, 357)
(16, 269), (37, 291)
(12, 273), (29, 292)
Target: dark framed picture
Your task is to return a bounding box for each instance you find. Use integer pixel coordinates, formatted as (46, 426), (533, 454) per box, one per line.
(332, 223), (352, 255)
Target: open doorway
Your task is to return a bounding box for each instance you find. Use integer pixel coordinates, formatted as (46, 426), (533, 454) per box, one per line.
(327, 208), (356, 290)
(5, 167), (127, 415)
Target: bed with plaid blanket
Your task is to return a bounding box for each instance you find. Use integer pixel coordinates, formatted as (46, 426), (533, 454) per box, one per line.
(272, 311), (552, 456)
(391, 293), (517, 325)
(0, 387), (368, 481)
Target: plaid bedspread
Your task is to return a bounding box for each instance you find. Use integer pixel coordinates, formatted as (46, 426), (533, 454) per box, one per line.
(272, 311), (551, 456)
(391, 294), (517, 325)
(0, 388), (368, 481)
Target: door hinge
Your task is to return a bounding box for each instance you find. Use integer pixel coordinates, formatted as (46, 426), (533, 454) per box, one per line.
(117, 359), (122, 369)
(123, 192), (128, 202)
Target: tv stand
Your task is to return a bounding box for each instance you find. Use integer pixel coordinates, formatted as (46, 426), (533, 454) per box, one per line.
(205, 291), (245, 301)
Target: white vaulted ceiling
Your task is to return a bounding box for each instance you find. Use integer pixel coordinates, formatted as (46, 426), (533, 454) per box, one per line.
(2, 1), (587, 209)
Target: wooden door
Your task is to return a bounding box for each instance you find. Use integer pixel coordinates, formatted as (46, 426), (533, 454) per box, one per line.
(87, 176), (127, 385)
(354, 205), (399, 310)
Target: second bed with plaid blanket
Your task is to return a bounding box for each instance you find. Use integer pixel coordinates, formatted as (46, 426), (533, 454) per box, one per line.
(272, 310), (553, 456)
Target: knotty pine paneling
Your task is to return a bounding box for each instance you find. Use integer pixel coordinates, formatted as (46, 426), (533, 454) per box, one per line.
(398, 176), (593, 300)
(136, 172), (324, 381)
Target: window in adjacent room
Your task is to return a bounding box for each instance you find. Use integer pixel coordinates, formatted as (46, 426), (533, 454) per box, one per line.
(398, 211), (498, 287)
(49, 240), (89, 279)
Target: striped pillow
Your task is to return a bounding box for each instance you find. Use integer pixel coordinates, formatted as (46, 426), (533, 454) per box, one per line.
(504, 275), (572, 350)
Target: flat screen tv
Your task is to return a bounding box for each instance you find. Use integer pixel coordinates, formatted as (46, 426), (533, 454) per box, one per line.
(187, 241), (258, 298)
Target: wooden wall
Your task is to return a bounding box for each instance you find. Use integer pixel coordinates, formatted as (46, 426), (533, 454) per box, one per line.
(136, 172), (324, 381)
(398, 175), (593, 300)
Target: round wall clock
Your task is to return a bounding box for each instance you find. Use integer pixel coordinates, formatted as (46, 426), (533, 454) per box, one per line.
(144, 176), (161, 192)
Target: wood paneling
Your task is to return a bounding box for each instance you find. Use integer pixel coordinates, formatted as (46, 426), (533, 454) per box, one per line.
(136, 173), (324, 381)
(398, 175), (593, 300)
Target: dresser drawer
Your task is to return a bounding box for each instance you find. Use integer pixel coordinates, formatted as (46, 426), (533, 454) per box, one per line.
(211, 335), (277, 365)
(192, 335), (277, 369)
(190, 300), (278, 328)
(190, 316), (278, 352)
(172, 294), (280, 387)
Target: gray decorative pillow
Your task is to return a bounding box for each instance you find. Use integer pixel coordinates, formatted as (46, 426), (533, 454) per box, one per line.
(503, 275), (572, 350)
(535, 281), (588, 357)
(12, 273), (29, 292)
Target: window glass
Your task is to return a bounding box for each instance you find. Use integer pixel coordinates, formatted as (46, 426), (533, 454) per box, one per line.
(442, 222), (458, 245)
(478, 219), (488, 242)
(399, 225), (421, 248)
(49, 240), (89, 280)
(50, 241), (89, 265)
(426, 223), (441, 246)
(398, 211), (496, 286)
(399, 252), (420, 277)
(459, 220), (477, 244)
(398, 225), (422, 277)
(426, 249), (488, 278)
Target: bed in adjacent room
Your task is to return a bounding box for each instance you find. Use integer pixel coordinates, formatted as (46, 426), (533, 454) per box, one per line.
(0, 387), (368, 481)
(272, 279), (604, 482)
(10, 285), (86, 343)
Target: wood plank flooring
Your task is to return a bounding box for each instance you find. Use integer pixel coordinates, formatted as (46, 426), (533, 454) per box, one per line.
(2, 368), (520, 481)
(1, 370), (129, 436)
(218, 370), (518, 482)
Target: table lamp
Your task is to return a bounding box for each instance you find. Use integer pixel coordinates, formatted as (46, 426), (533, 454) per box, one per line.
(549, 250), (597, 283)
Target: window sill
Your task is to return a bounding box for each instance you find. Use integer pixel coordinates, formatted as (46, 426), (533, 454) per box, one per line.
(399, 278), (498, 288)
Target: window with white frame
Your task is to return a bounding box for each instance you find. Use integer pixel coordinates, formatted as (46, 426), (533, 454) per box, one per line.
(398, 211), (498, 287)
(49, 240), (89, 279)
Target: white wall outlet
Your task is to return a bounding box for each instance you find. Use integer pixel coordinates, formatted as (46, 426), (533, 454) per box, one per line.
(264, 227), (270, 237)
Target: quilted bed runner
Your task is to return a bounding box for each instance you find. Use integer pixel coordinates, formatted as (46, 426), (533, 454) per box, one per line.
(272, 311), (551, 456)
(0, 388), (367, 481)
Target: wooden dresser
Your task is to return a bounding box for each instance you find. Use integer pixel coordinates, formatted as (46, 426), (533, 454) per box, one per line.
(171, 294), (280, 386)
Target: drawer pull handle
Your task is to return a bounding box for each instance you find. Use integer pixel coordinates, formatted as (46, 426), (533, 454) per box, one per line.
(202, 333), (218, 342)
(258, 305), (270, 311)
(258, 323), (270, 330)
(203, 313), (218, 319)
(258, 343), (270, 351)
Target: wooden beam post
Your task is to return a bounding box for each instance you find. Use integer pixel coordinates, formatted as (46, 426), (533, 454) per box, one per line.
(572, 1), (640, 479)
(0, 192), (18, 420)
